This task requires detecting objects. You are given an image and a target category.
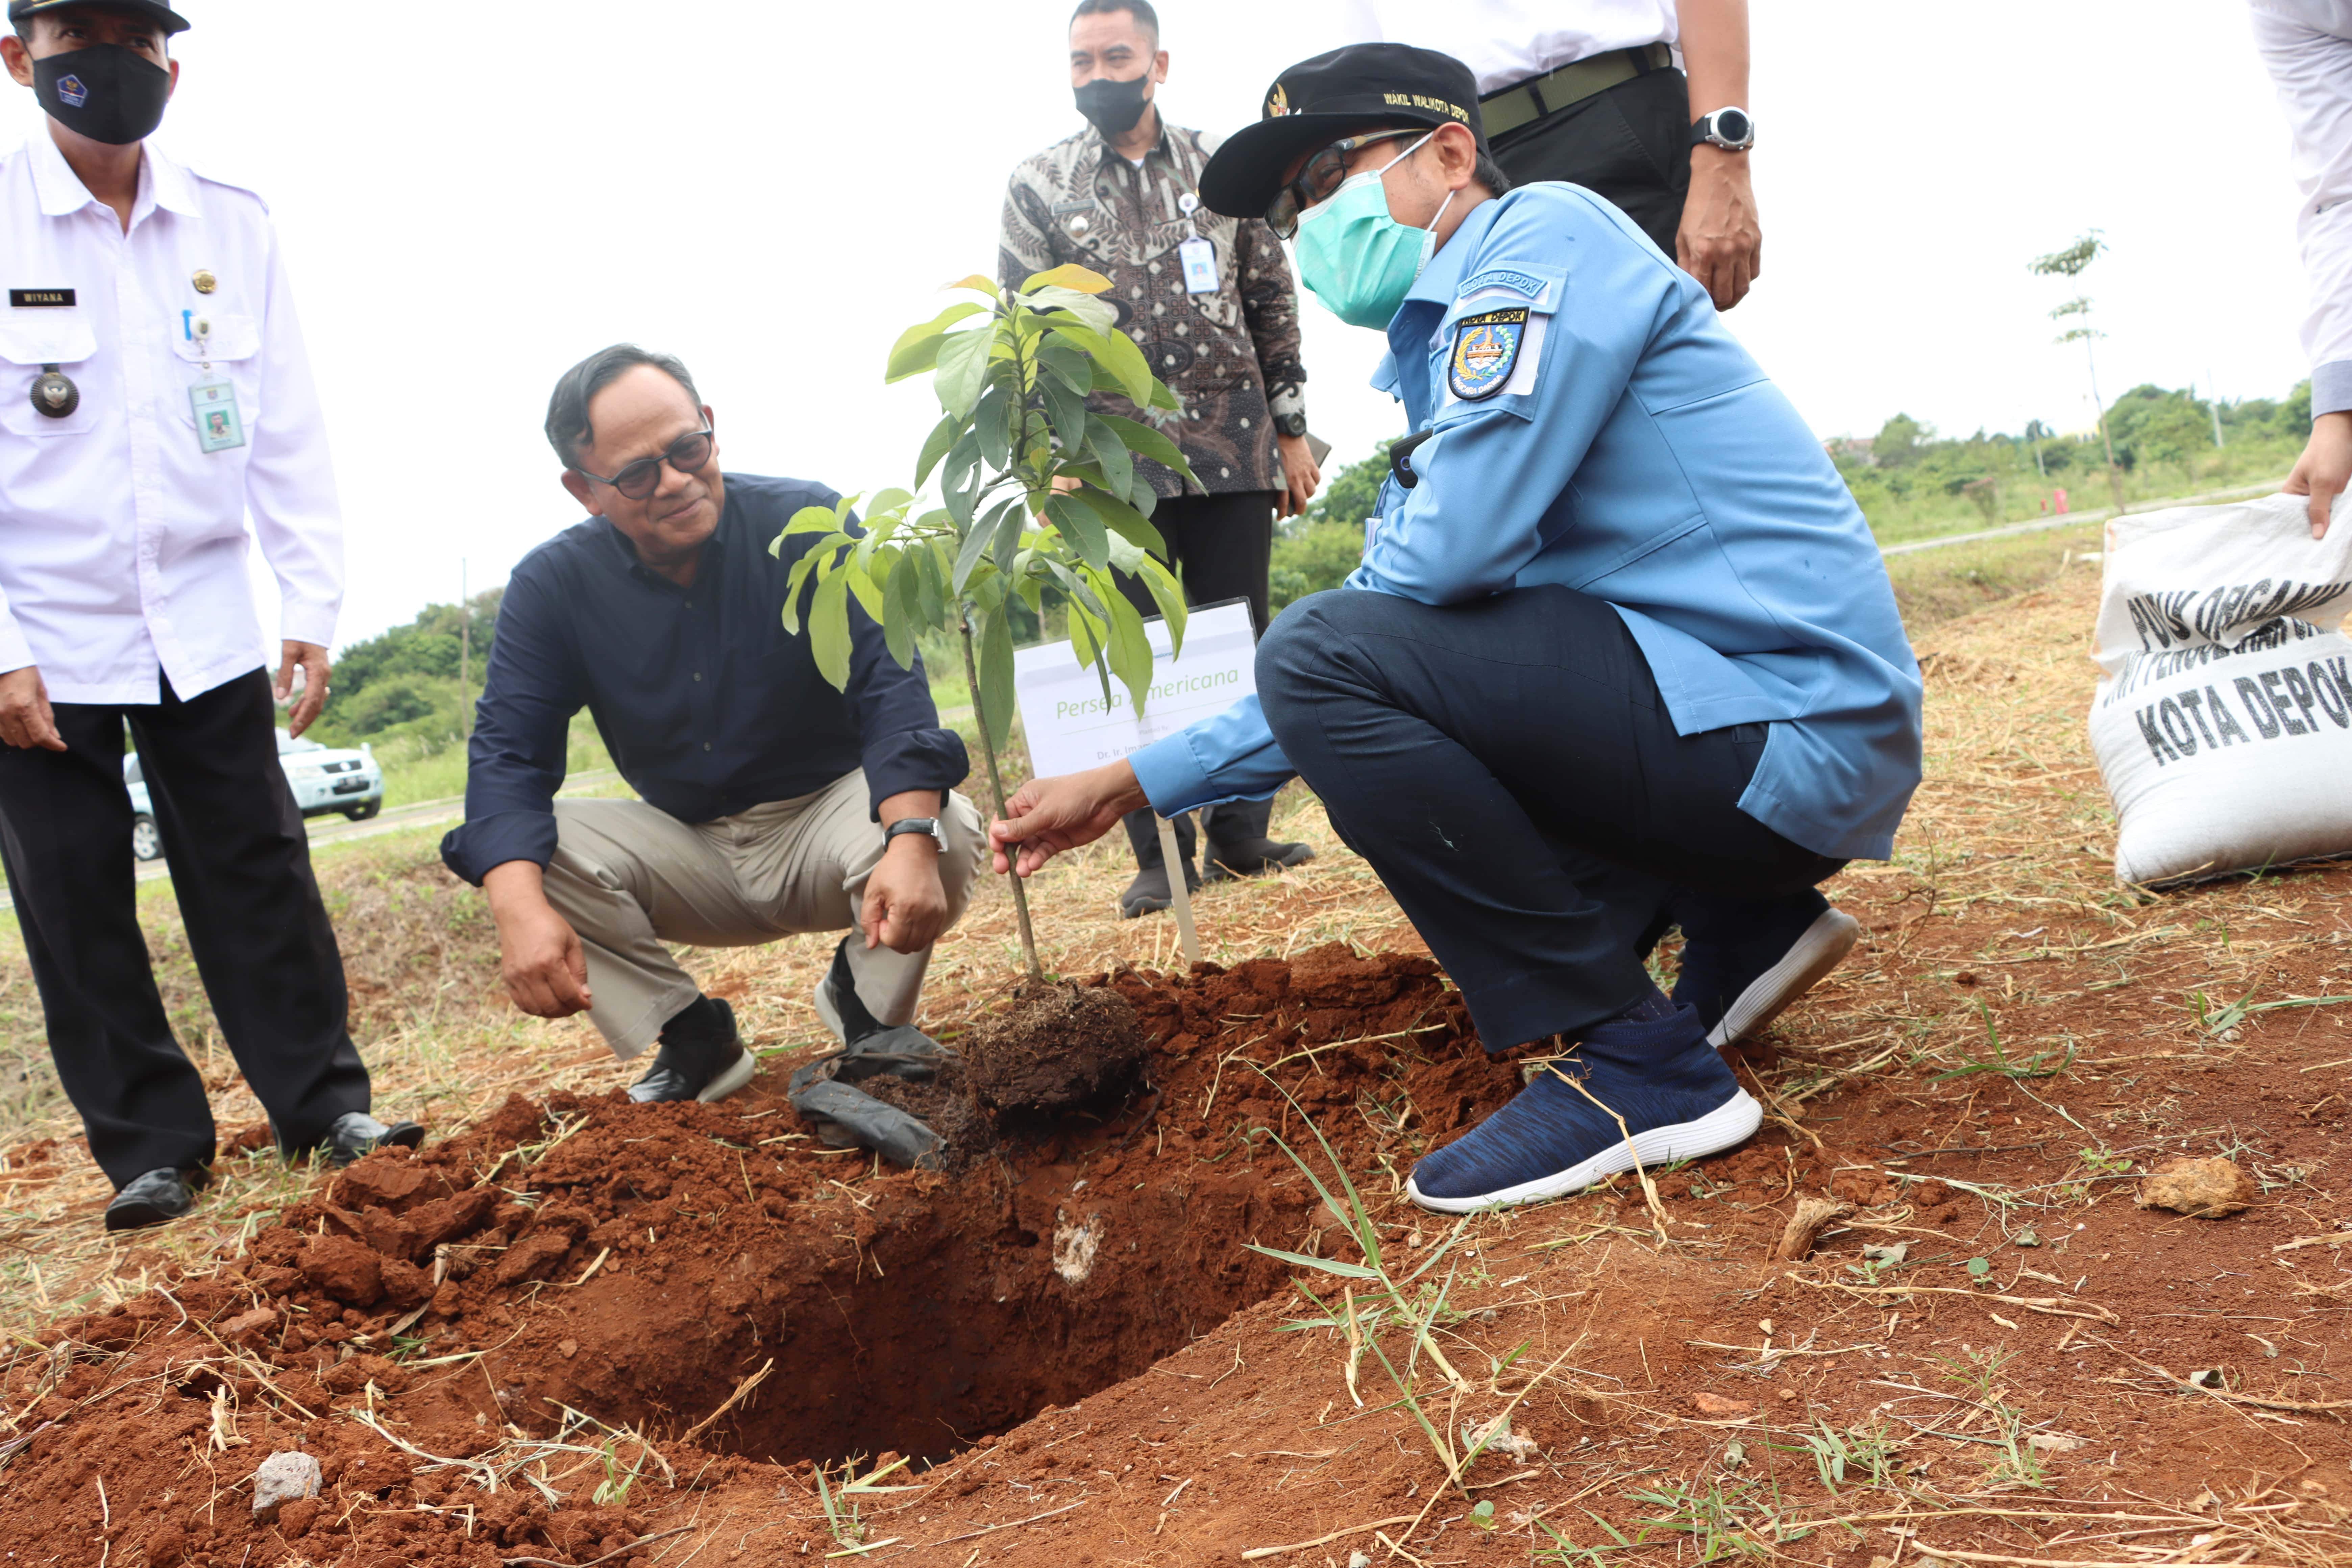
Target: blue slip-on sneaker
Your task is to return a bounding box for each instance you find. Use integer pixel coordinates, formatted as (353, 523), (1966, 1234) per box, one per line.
(1672, 888), (1861, 1048)
(1405, 999), (1761, 1214)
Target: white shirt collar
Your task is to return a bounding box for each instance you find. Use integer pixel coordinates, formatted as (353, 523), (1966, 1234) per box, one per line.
(26, 128), (198, 222)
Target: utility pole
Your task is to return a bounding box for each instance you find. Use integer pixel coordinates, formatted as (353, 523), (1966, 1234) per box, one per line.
(2205, 369), (2226, 449)
(459, 559), (472, 739)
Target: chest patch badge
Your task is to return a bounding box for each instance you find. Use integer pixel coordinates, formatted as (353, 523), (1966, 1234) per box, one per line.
(1448, 307), (1529, 401)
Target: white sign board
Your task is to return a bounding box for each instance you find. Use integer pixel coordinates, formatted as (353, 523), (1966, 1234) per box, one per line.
(1012, 598), (1257, 781)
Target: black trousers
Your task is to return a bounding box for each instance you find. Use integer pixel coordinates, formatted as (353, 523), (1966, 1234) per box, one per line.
(1119, 489), (1279, 866)
(1256, 587), (1845, 1051)
(0, 668), (368, 1187)
(1490, 65), (1693, 256)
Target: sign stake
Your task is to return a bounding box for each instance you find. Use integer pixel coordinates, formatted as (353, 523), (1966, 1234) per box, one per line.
(1155, 813), (1201, 966)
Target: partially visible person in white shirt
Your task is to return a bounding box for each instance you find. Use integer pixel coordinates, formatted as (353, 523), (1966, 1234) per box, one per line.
(1329, 0), (1760, 310)
(2251, 0), (2352, 537)
(0, 0), (420, 1232)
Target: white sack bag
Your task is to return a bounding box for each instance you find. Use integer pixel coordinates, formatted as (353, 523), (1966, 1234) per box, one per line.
(2089, 492), (2352, 886)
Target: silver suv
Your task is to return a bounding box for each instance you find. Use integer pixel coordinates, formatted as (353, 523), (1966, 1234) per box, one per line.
(125, 730), (386, 862)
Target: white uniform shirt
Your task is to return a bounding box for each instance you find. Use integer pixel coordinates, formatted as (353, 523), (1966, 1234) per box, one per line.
(2251, 0), (2352, 415)
(1330, 0), (1679, 96)
(0, 129), (341, 705)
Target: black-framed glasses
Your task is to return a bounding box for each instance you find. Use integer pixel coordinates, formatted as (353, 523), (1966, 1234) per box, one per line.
(572, 426), (715, 501)
(1266, 129), (1427, 239)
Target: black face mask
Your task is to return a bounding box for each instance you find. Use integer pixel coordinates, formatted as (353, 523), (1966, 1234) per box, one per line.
(34, 45), (172, 146)
(1074, 74), (1152, 136)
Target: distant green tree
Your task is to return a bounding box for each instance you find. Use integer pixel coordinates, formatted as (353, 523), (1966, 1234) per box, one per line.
(1872, 413), (1927, 467)
(1298, 438), (1396, 531)
(2029, 230), (2124, 507)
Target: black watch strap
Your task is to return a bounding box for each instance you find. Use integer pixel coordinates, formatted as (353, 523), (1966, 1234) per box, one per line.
(885, 816), (946, 848)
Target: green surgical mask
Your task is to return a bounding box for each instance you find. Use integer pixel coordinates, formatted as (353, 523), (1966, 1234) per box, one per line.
(1292, 132), (1455, 330)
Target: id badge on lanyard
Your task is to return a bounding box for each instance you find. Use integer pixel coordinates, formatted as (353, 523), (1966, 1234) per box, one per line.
(1176, 192), (1220, 295)
(184, 312), (245, 454)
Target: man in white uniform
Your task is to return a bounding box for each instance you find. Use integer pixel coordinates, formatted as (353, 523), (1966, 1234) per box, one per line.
(2252, 0), (2352, 537)
(0, 0), (419, 1230)
(1330, 1), (1762, 311)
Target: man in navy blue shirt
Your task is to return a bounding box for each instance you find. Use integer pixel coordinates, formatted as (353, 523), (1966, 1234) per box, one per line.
(441, 346), (980, 1105)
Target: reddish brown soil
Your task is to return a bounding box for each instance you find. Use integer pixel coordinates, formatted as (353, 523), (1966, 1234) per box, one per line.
(6, 917), (2352, 1567)
(956, 981), (1149, 1113)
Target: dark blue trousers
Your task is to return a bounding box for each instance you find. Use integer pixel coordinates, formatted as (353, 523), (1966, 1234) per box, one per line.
(1256, 586), (1844, 1050)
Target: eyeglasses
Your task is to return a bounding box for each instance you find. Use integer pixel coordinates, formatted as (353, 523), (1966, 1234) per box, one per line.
(1266, 129), (1428, 239)
(572, 426), (715, 501)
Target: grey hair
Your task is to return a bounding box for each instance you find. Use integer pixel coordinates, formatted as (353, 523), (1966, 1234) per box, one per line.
(544, 344), (700, 468)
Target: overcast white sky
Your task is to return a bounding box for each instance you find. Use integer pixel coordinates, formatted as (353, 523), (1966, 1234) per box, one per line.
(2, 0), (2317, 649)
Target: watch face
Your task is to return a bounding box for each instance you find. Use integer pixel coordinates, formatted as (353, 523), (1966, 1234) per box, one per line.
(1714, 108), (1752, 145)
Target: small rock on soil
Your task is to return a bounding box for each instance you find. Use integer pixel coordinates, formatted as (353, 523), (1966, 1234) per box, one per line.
(2136, 1155), (2257, 1218)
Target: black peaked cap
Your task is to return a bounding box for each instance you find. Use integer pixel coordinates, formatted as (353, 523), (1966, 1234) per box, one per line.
(1198, 43), (1488, 219)
(8, 0), (190, 33)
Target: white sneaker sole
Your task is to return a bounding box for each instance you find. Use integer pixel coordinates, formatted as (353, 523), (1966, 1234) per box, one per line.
(696, 1048), (757, 1104)
(814, 977), (846, 1045)
(1404, 1088), (1763, 1215)
(1706, 908), (1861, 1048)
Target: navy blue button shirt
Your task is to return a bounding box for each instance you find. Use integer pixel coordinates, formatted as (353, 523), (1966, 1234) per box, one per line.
(439, 473), (968, 885)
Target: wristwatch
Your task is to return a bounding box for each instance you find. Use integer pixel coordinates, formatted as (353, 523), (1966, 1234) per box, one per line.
(885, 816), (947, 850)
(1273, 411), (1309, 438)
(1689, 107), (1756, 151)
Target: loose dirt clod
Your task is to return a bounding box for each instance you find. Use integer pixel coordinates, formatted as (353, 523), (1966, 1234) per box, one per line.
(959, 981), (1147, 1112)
(2136, 1155), (2258, 1218)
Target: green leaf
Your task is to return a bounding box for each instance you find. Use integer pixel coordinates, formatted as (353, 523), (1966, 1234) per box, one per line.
(866, 487), (913, 523)
(1043, 492), (1110, 572)
(809, 570), (852, 692)
(934, 326), (994, 419)
(1965, 1256), (1992, 1278)
(1043, 376), (1089, 457)
(914, 413), (961, 489)
(1036, 337), (1093, 397)
(977, 608), (1017, 752)
(1044, 318), (1154, 409)
(952, 510), (995, 594)
(941, 273), (1000, 297)
(1105, 590), (1153, 716)
(1027, 286), (1116, 334)
(884, 302), (985, 382)
(915, 538), (947, 624)
(844, 559), (884, 623)
(783, 504), (846, 537)
(1066, 595), (1102, 675)
(1069, 483), (1166, 558)
(987, 495), (1027, 571)
(1238, 1243), (1382, 1280)
(1086, 421), (1134, 502)
(1020, 263), (1112, 295)
(1136, 556), (1189, 650)
(881, 556), (917, 671)
(974, 383), (1011, 471)
(1093, 411), (1203, 489)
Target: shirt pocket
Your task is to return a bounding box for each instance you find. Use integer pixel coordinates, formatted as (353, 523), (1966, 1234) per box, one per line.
(0, 314), (100, 438)
(168, 310), (263, 431)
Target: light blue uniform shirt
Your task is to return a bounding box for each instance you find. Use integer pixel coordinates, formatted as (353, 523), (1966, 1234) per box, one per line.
(1129, 183), (1922, 861)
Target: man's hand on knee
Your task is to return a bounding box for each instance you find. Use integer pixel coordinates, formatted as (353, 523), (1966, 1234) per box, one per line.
(483, 861), (593, 1018)
(862, 833), (950, 953)
(989, 761), (1150, 878)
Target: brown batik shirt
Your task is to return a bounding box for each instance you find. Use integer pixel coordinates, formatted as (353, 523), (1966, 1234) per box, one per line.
(999, 118), (1308, 499)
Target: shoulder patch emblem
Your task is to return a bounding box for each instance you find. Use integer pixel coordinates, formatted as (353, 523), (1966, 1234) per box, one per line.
(1448, 307), (1529, 400)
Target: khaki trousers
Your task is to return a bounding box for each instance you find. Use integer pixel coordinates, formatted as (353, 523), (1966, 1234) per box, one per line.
(541, 769), (984, 1058)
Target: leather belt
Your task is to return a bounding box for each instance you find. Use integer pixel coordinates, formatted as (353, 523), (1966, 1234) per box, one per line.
(1479, 43), (1674, 139)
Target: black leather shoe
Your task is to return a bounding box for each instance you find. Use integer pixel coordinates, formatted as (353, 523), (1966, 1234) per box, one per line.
(104, 1167), (205, 1231)
(1120, 860), (1201, 919)
(324, 1112), (426, 1168)
(1202, 835), (1316, 882)
(628, 998), (756, 1104)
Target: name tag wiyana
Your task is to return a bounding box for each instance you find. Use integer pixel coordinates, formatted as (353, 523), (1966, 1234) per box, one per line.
(8, 289), (76, 308)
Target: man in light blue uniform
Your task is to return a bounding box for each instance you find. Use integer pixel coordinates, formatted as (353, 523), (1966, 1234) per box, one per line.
(991, 43), (1921, 1213)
